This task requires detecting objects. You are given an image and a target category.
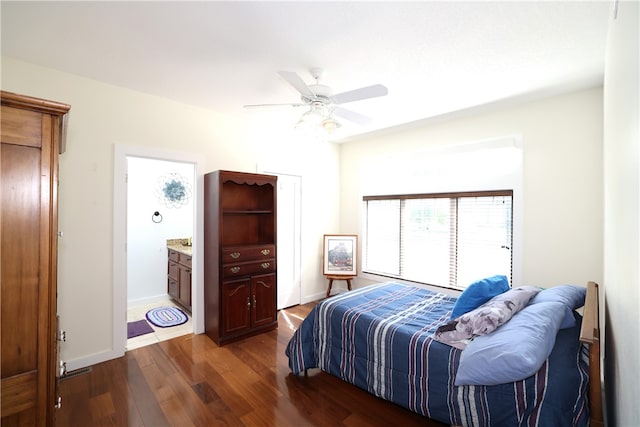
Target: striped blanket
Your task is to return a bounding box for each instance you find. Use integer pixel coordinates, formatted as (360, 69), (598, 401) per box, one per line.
(285, 282), (589, 426)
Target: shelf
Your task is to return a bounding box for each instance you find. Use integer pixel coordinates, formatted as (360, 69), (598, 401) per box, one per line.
(223, 210), (273, 215)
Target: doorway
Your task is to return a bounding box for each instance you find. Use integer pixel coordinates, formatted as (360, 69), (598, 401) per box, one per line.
(125, 156), (195, 349)
(113, 144), (204, 357)
(258, 168), (302, 309)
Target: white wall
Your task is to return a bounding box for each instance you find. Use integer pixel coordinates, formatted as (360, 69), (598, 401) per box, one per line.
(340, 87), (604, 290)
(1, 57), (340, 369)
(127, 157), (194, 305)
(603, 1), (640, 425)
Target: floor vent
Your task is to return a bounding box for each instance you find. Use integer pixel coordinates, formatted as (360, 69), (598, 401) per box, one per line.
(60, 366), (92, 381)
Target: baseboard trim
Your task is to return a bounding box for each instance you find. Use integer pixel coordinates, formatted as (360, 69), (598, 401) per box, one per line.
(64, 348), (124, 372)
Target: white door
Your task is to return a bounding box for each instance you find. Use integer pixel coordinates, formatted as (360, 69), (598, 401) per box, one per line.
(276, 174), (302, 309)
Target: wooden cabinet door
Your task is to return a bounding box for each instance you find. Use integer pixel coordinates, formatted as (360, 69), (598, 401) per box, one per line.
(1, 129), (44, 426)
(168, 260), (180, 300)
(221, 279), (251, 335)
(168, 277), (179, 302)
(251, 273), (277, 328)
(179, 266), (192, 310)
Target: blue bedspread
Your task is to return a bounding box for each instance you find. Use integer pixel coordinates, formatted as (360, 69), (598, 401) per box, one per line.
(285, 282), (589, 426)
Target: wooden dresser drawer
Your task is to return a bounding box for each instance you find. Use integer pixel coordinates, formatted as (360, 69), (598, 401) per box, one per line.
(178, 253), (192, 267)
(222, 245), (275, 263)
(222, 259), (276, 279)
(168, 261), (179, 279)
(168, 249), (179, 262)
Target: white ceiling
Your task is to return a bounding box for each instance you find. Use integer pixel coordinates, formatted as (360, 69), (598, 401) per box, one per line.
(1, 1), (611, 141)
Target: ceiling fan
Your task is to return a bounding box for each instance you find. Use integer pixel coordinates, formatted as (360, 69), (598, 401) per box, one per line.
(243, 68), (388, 132)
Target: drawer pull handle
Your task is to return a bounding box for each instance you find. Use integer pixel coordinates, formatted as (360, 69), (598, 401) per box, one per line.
(230, 252), (240, 259)
(55, 396), (62, 410)
(230, 266), (241, 274)
(261, 249), (271, 255)
(247, 297), (251, 309)
(261, 262), (270, 269)
(253, 294), (257, 308)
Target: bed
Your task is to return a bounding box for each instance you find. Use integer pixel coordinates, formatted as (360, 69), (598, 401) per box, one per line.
(285, 280), (603, 427)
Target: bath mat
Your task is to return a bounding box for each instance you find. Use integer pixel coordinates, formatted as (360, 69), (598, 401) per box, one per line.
(127, 319), (154, 339)
(146, 306), (188, 328)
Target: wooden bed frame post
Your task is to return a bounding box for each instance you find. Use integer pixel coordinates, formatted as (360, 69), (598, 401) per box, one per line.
(579, 281), (604, 427)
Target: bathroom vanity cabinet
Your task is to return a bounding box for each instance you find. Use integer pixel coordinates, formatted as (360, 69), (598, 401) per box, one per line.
(167, 247), (192, 312)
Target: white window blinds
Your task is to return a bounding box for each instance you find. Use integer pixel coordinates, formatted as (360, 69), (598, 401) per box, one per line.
(363, 191), (513, 289)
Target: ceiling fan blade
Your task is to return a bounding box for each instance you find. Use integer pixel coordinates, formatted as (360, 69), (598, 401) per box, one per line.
(278, 71), (316, 98)
(333, 107), (373, 125)
(243, 103), (305, 109)
(332, 84), (388, 104)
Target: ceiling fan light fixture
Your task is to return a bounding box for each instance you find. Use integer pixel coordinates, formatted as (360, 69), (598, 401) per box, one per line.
(296, 111), (321, 128)
(295, 101), (327, 128)
(321, 117), (342, 133)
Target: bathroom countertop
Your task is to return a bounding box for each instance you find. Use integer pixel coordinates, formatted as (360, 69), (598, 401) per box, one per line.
(167, 238), (192, 256)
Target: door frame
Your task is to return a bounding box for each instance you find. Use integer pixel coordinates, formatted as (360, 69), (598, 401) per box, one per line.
(113, 144), (205, 356)
(257, 164), (303, 309)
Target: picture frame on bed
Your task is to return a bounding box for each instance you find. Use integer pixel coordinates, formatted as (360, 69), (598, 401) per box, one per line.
(322, 234), (357, 276)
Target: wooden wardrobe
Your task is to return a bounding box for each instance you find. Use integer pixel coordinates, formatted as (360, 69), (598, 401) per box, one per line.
(1, 91), (70, 426)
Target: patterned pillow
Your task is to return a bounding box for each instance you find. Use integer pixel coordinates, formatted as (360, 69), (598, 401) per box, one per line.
(433, 286), (541, 349)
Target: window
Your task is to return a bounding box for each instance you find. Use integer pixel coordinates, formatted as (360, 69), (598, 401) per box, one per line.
(362, 191), (513, 289)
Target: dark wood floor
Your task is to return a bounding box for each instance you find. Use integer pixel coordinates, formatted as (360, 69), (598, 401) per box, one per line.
(56, 302), (447, 426)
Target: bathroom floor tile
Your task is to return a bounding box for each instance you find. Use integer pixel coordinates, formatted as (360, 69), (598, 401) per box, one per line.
(126, 299), (192, 351)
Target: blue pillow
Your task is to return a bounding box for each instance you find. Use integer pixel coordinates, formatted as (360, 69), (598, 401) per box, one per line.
(450, 275), (510, 319)
(529, 285), (586, 329)
(455, 301), (566, 386)
(435, 286), (540, 350)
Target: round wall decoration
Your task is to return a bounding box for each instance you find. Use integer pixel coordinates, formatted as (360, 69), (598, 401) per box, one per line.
(156, 173), (192, 208)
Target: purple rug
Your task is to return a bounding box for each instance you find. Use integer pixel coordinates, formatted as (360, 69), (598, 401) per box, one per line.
(146, 306), (188, 328)
(127, 319), (154, 339)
